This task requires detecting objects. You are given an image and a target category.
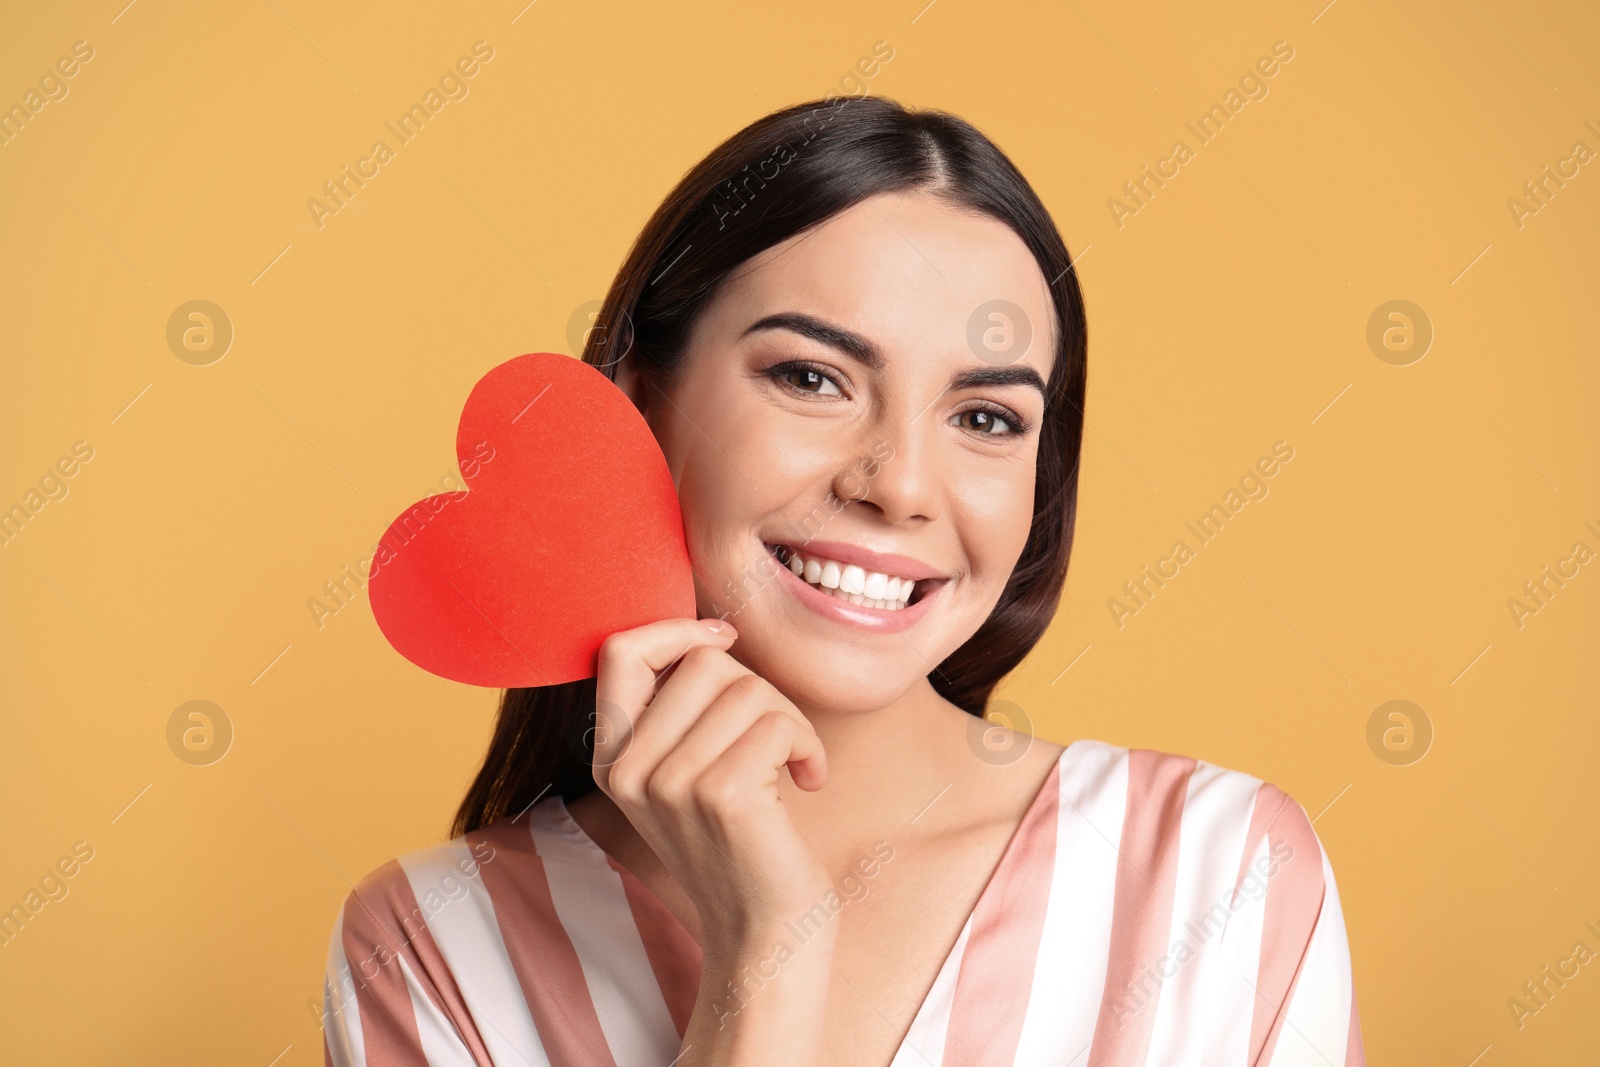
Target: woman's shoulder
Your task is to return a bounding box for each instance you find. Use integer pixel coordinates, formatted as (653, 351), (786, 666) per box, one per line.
(1028, 740), (1360, 1060)
(322, 799), (695, 1056)
(330, 798), (622, 940)
(1052, 736), (1331, 876)
(322, 801), (697, 1060)
(327, 797), (700, 990)
(1047, 739), (1346, 998)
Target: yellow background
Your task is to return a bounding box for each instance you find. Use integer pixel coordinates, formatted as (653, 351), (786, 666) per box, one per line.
(2, 0), (1596, 1062)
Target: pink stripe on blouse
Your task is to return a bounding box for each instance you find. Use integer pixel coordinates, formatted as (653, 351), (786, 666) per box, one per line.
(940, 755), (1064, 1065)
(473, 817), (617, 1067)
(339, 862), (430, 1066)
(603, 853), (703, 1037)
(1242, 784), (1325, 1065)
(1087, 749), (1199, 1067)
(375, 855), (497, 1066)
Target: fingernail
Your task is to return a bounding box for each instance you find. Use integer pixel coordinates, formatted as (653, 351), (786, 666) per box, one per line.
(701, 618), (728, 633)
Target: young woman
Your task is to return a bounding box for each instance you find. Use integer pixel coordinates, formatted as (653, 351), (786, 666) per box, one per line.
(322, 96), (1364, 1066)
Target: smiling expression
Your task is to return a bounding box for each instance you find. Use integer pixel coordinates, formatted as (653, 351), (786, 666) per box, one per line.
(628, 189), (1058, 714)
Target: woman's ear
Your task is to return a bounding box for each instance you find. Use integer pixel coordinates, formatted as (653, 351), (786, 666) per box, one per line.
(612, 352), (651, 416)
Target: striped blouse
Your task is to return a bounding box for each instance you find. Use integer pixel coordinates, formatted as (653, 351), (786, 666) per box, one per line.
(322, 738), (1366, 1066)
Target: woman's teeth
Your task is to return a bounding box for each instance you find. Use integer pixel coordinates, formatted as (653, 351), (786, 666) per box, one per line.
(773, 546), (916, 611)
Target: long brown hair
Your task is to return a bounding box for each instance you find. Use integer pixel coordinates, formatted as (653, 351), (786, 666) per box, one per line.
(452, 95), (1087, 837)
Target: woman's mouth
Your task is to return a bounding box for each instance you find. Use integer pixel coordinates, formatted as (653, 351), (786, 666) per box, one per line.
(768, 543), (924, 609)
(761, 541), (949, 633)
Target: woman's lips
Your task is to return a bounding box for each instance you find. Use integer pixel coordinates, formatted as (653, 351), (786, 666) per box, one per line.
(764, 542), (946, 633)
(773, 544), (916, 609)
(776, 539), (946, 582)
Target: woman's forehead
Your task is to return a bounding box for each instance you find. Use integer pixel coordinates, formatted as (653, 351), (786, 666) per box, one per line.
(708, 192), (1056, 375)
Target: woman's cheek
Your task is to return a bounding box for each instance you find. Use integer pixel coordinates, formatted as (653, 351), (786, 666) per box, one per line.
(952, 460), (1036, 578)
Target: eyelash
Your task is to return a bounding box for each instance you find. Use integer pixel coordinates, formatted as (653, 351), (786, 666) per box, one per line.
(768, 360), (846, 397)
(766, 360), (1033, 438)
(954, 401), (1032, 437)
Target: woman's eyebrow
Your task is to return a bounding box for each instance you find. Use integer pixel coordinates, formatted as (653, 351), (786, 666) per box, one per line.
(740, 312), (884, 370)
(741, 312), (1046, 397)
(949, 365), (1047, 398)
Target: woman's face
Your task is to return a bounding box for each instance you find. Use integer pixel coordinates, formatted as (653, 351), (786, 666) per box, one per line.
(634, 189), (1057, 714)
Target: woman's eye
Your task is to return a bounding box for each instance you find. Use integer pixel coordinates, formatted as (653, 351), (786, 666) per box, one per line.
(775, 364), (843, 396)
(953, 408), (1016, 435)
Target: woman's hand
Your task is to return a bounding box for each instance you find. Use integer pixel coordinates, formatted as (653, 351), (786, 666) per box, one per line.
(593, 616), (831, 930)
(591, 617), (835, 1064)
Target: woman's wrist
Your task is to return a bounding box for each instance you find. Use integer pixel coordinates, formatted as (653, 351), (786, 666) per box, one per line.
(681, 920), (840, 1065)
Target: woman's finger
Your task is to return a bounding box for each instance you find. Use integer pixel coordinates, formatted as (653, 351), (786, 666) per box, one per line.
(592, 617), (736, 785)
(683, 708), (829, 813)
(733, 709), (827, 792)
(613, 644), (751, 773)
(651, 676), (828, 803)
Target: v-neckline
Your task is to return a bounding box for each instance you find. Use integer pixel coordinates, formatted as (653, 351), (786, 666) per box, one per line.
(551, 740), (1073, 1059)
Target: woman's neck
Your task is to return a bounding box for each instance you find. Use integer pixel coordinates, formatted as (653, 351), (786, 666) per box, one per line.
(779, 680), (1008, 860)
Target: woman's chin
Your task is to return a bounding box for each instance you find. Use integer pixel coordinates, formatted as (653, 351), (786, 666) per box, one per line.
(726, 632), (930, 716)
(697, 568), (968, 712)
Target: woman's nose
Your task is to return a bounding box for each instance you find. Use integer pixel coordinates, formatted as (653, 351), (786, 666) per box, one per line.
(830, 412), (940, 526)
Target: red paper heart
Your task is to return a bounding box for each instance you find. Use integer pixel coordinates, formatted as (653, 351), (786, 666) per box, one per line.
(368, 352), (695, 687)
